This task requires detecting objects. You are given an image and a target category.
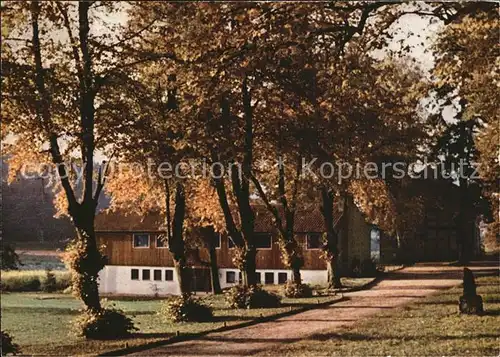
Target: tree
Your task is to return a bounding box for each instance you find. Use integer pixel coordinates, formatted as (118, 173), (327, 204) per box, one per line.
(312, 48), (428, 285)
(102, 64), (228, 294)
(124, 1), (427, 289)
(102, 70), (193, 293)
(2, 1), (160, 318)
(431, 4), (499, 258)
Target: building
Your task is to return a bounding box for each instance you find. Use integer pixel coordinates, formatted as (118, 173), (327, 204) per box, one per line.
(376, 176), (481, 264)
(95, 199), (373, 296)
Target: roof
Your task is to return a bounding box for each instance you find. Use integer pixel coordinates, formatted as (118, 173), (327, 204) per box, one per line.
(95, 205), (343, 233)
(95, 210), (165, 232)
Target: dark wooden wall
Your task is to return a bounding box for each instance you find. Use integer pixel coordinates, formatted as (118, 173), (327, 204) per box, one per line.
(97, 232), (326, 270)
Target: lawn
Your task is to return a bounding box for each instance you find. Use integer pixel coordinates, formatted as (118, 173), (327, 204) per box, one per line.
(257, 275), (500, 356)
(1, 285), (349, 355)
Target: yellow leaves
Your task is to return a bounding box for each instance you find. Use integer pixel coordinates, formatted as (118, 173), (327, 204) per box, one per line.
(4, 140), (51, 184)
(105, 165), (165, 216)
(349, 178), (397, 234)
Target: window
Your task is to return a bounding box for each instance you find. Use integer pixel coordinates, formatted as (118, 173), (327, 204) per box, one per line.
(156, 236), (167, 248)
(142, 269), (151, 280)
(214, 233), (221, 249)
(131, 269), (139, 280)
(228, 236), (236, 248)
(306, 233), (322, 249)
(154, 269), (162, 281)
(165, 269), (174, 281)
(265, 272), (274, 284)
(226, 271), (236, 284)
(255, 233), (272, 249)
(370, 228), (381, 262)
(238, 272), (242, 283)
(133, 233), (150, 248)
(256, 272), (261, 284)
(278, 272), (288, 284)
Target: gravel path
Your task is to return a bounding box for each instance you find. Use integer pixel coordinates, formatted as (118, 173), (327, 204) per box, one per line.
(130, 264), (498, 357)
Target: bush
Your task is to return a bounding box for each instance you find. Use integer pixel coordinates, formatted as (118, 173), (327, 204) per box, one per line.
(0, 273), (40, 292)
(1, 330), (20, 355)
(72, 307), (136, 340)
(0, 270), (71, 292)
(42, 268), (57, 292)
(282, 281), (313, 298)
(225, 284), (281, 309)
(160, 294), (213, 322)
(1, 245), (22, 271)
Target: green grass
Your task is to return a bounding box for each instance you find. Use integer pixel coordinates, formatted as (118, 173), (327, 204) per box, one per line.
(1, 285), (344, 355)
(257, 275), (500, 356)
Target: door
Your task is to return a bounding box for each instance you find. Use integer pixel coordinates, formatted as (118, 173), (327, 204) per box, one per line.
(188, 267), (212, 292)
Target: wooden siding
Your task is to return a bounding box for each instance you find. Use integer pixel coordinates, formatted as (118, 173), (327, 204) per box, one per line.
(98, 232), (326, 270)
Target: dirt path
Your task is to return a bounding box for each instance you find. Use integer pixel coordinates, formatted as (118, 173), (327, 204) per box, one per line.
(130, 264), (498, 357)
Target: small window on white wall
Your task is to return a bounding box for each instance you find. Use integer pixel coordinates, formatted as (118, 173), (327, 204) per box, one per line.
(264, 272), (274, 284)
(131, 269), (139, 280)
(226, 271), (236, 283)
(278, 272), (288, 284)
(133, 234), (150, 248)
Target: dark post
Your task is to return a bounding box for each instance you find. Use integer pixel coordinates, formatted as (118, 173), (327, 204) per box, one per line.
(459, 268), (483, 314)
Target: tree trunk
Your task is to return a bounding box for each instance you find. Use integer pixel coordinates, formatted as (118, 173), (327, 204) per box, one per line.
(173, 259), (191, 295)
(208, 245), (222, 294)
(241, 247), (257, 286)
(199, 226), (222, 294)
(291, 266), (302, 285)
(326, 256), (342, 289)
(458, 178), (472, 264)
(166, 182), (190, 294)
(72, 211), (105, 312)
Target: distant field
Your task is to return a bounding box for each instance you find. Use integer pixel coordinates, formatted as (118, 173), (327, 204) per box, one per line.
(12, 240), (67, 251)
(17, 252), (66, 271)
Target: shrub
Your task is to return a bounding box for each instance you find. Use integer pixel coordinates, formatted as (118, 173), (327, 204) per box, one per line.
(160, 294), (213, 322)
(1, 330), (20, 355)
(282, 281), (313, 298)
(1, 245), (22, 271)
(225, 284), (281, 309)
(42, 268), (57, 292)
(72, 307), (136, 340)
(0, 273), (40, 292)
(0, 270), (71, 292)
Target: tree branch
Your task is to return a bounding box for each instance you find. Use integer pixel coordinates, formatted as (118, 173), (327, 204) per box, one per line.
(249, 172), (287, 238)
(30, 1), (78, 212)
